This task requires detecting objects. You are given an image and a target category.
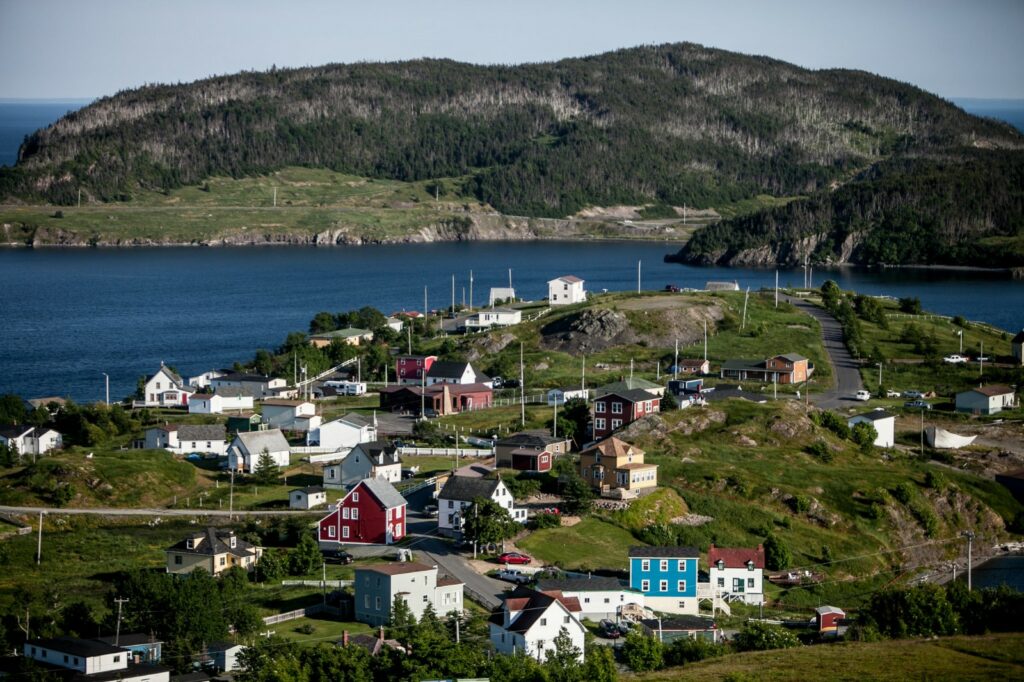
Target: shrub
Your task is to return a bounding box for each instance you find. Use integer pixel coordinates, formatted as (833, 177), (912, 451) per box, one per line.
(763, 533), (791, 571)
(530, 513), (560, 530)
(924, 469), (947, 491)
(733, 621), (800, 652)
(664, 637), (725, 665)
(892, 482), (915, 505)
(621, 630), (664, 672)
(806, 441), (833, 463)
(850, 421), (877, 454)
(788, 495), (812, 514)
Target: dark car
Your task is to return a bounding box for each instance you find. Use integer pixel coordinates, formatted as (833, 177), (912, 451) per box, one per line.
(598, 619), (621, 639)
(491, 376), (504, 388)
(904, 400), (932, 410)
(322, 549), (353, 565)
(502, 378), (520, 389)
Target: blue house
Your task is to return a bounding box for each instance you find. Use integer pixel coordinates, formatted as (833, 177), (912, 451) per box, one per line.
(628, 546), (700, 614)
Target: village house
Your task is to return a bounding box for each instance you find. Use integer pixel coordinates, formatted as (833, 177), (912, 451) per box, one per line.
(436, 475), (526, 537)
(94, 634), (162, 666)
(309, 412), (377, 450)
(165, 528), (262, 576)
(463, 307), (523, 331)
(318, 478), (407, 546)
(138, 364), (194, 408)
(591, 389), (661, 439)
(396, 355), (437, 385)
(354, 562), (464, 626)
(209, 372), (287, 399)
(425, 360), (490, 386)
(547, 275), (586, 306)
(206, 642), (247, 673)
(341, 629), (407, 657)
(707, 544), (766, 606)
(955, 385), (1018, 415)
(187, 369), (227, 389)
(23, 637), (170, 681)
(629, 546), (700, 615)
(324, 441), (402, 488)
(815, 606), (847, 638)
(1012, 330), (1024, 366)
(385, 316), (404, 333)
(260, 399), (321, 432)
(495, 432), (572, 472)
(379, 382), (493, 416)
(488, 287), (516, 306)
(226, 412), (264, 434)
(0, 425), (63, 457)
(289, 486), (328, 510)
(669, 358), (711, 375)
(143, 424), (227, 455)
(720, 353), (812, 384)
(534, 576), (645, 621)
(546, 387), (589, 406)
(227, 429), (290, 472)
(308, 327), (374, 348)
(578, 437), (658, 496)
(187, 388), (254, 414)
(847, 409), (896, 447)
(488, 586), (586, 663)
(596, 377), (665, 397)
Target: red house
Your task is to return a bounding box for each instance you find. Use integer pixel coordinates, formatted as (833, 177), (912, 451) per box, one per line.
(379, 383), (492, 416)
(507, 448), (552, 473)
(397, 355), (437, 385)
(815, 605), (846, 637)
(592, 389), (661, 439)
(317, 478), (407, 547)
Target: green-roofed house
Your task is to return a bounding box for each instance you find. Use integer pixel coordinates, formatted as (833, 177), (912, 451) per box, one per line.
(309, 327), (374, 349)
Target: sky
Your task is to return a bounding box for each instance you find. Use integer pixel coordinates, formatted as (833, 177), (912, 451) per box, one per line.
(1, 0), (1022, 100)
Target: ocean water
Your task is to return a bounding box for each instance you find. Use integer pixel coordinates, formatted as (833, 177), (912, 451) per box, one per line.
(0, 100), (91, 167)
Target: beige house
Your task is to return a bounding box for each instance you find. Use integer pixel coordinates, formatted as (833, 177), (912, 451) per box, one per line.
(309, 328), (374, 348)
(579, 437), (658, 496)
(165, 528), (262, 576)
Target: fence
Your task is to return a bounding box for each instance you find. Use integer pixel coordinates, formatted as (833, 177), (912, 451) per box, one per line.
(399, 476), (439, 498)
(397, 446), (493, 457)
(281, 580), (352, 588)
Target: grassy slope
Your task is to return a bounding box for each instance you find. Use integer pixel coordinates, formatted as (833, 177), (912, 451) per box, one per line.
(631, 633), (1024, 681)
(518, 518), (641, 571)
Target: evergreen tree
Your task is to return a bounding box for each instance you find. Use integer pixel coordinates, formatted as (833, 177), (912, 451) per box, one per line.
(252, 448), (279, 485)
(287, 532), (323, 576)
(621, 629), (664, 672)
(544, 627), (585, 682)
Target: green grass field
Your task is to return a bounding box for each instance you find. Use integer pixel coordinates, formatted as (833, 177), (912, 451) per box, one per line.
(631, 632), (1024, 681)
(517, 518), (643, 570)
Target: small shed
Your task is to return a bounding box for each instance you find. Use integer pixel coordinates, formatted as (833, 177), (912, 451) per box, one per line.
(207, 642), (246, 672)
(290, 486), (328, 510)
(815, 605), (846, 637)
(508, 447), (552, 473)
(847, 409), (896, 448)
(640, 616), (719, 643)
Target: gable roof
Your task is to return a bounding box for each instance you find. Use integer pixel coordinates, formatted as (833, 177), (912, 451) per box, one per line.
(497, 432), (565, 448)
(153, 365), (184, 387)
(438, 475), (501, 502)
(166, 528), (258, 557)
(708, 544), (765, 569)
(628, 546), (700, 558)
(640, 616), (715, 631)
(0, 425), (35, 439)
(215, 372), (276, 384)
(234, 429), (289, 454)
(357, 478), (407, 510)
(426, 360), (474, 379)
(550, 275), (583, 284)
(597, 388), (660, 403)
(177, 424), (227, 441)
(964, 385), (1014, 397)
(721, 358), (767, 371)
(580, 436), (645, 460)
(293, 486), (326, 495)
(1012, 330), (1024, 344)
(352, 441), (401, 466)
(491, 587), (581, 634)
(310, 327), (372, 340)
(338, 412), (373, 429)
(849, 409), (895, 422)
(774, 353), (808, 362)
(596, 378), (662, 394)
(357, 561), (435, 576)
(536, 576), (636, 593)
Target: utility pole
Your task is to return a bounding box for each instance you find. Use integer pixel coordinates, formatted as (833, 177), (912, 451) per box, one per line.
(78, 188), (82, 208)
(424, 286), (428, 319)
(674, 339), (679, 380)
(979, 341), (984, 376)
(273, 187), (277, 208)
(630, 358), (634, 380)
(407, 322), (412, 354)
(454, 615), (460, 643)
(36, 511), (44, 564)
(877, 363), (883, 390)
(114, 597), (129, 646)
(703, 319), (708, 363)
(103, 372), (109, 406)
(920, 409), (925, 457)
(229, 467), (235, 520)
(508, 268), (513, 291)
(637, 260), (642, 294)
(741, 287), (750, 330)
(581, 355), (586, 392)
(322, 562), (327, 604)
(775, 270), (779, 308)
(451, 274), (456, 315)
(469, 270), (474, 312)
(552, 401), (557, 438)
(965, 531), (976, 591)
(519, 343), (526, 427)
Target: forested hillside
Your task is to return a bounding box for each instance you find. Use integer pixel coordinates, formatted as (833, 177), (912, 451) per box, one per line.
(2, 42), (1022, 264)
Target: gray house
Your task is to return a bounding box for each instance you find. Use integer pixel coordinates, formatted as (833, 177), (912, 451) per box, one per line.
(955, 385), (1017, 415)
(330, 441), (402, 488)
(227, 429), (290, 472)
(354, 562), (464, 626)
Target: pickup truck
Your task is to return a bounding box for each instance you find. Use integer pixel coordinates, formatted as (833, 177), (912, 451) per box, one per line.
(497, 569), (531, 585)
(943, 354), (969, 364)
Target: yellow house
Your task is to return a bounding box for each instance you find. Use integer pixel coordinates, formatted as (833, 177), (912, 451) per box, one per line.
(578, 437), (658, 495)
(308, 328), (374, 349)
(165, 528), (262, 576)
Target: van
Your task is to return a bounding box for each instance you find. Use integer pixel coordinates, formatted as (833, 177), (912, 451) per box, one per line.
(854, 390), (871, 401)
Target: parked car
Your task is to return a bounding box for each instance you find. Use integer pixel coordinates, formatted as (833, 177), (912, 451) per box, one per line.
(540, 507), (560, 515)
(322, 549), (353, 565)
(904, 400), (932, 410)
(943, 354), (969, 364)
(664, 284), (680, 293)
(502, 379), (520, 389)
(497, 569), (531, 585)
(903, 390), (925, 399)
(886, 390), (902, 398)
(492, 376), (504, 388)
(617, 620), (634, 636)
(598, 619), (621, 639)
(424, 504), (438, 518)
(498, 552), (532, 565)
(853, 390), (871, 401)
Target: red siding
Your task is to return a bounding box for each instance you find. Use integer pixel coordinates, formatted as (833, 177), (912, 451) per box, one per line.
(317, 481), (406, 545)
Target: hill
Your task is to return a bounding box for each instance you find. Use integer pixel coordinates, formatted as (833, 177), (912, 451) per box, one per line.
(2, 43), (1022, 264)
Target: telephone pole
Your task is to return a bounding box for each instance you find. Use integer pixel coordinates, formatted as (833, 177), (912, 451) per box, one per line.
(519, 343), (526, 426)
(229, 467), (235, 520)
(36, 511), (44, 564)
(114, 597), (129, 646)
(964, 531), (976, 591)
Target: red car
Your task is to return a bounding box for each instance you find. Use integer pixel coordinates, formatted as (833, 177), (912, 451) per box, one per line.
(499, 552), (532, 565)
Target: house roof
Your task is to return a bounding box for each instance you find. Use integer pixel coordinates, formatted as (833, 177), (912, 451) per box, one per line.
(774, 353), (808, 363)
(597, 388), (660, 403)
(95, 633), (162, 647)
(436, 576), (463, 587)
(438, 475), (501, 502)
(233, 429), (289, 455)
(497, 432), (565, 448)
(596, 378), (662, 394)
(721, 358), (767, 371)
(212, 387), (249, 399)
(177, 424), (226, 441)
(640, 616), (715, 631)
(628, 546), (700, 558)
(703, 384), (768, 404)
(293, 486), (326, 495)
(676, 358), (708, 367)
(536, 576), (636, 593)
(156, 365), (185, 387)
(580, 436), (645, 460)
(310, 327), (373, 340)
(352, 441), (401, 466)
(357, 478), (407, 510)
(964, 385), (1014, 397)
(708, 544), (765, 569)
(207, 641), (245, 653)
(1011, 330), (1024, 344)
(816, 605), (845, 616)
(27, 636), (124, 658)
(426, 360), (475, 379)
(166, 528), (258, 557)
(550, 275), (583, 284)
(261, 399), (310, 407)
(617, 462), (657, 470)
(0, 425), (34, 439)
(849, 409), (895, 422)
(357, 561), (435, 576)
(491, 587), (581, 635)
(338, 412), (373, 429)
(216, 372), (276, 383)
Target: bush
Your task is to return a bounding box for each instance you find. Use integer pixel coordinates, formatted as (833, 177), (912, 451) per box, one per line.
(816, 411), (850, 439)
(806, 440), (834, 463)
(664, 637), (725, 665)
(763, 533), (791, 571)
(530, 513), (560, 530)
(621, 630), (664, 672)
(733, 621), (800, 652)
(788, 495), (812, 514)
(891, 482), (915, 505)
(924, 469), (947, 491)
(850, 421), (877, 454)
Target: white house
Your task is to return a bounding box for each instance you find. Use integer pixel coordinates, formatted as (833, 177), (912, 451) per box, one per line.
(139, 364), (194, 408)
(210, 372), (287, 399)
(187, 369), (226, 389)
(354, 562), (464, 626)
(309, 412), (377, 450)
(489, 287), (517, 307)
(425, 360), (490, 387)
(848, 409), (896, 448)
(188, 389), (254, 415)
(707, 544), (766, 606)
(436, 475), (526, 537)
(463, 308), (522, 331)
(143, 424), (227, 455)
(385, 316), (405, 333)
(489, 587), (586, 663)
(0, 425), (63, 457)
(207, 642), (246, 673)
(546, 388), (589, 406)
(289, 486), (328, 510)
(547, 275), (586, 306)
(535, 576), (644, 621)
(24, 637), (170, 681)
(955, 385), (1018, 415)
(325, 441), (402, 488)
(261, 399), (321, 432)
(228, 429), (290, 472)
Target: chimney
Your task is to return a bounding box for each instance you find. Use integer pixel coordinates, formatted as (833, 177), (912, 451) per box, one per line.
(378, 625), (385, 642)
(342, 630), (349, 646)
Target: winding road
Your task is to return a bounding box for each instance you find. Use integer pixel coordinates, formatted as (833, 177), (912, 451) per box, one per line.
(781, 294), (864, 409)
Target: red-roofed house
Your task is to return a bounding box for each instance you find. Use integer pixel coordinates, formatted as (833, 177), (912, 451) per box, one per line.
(489, 587), (586, 662)
(708, 544), (765, 605)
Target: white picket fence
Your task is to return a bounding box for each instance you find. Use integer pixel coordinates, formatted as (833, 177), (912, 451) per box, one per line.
(397, 446), (493, 457)
(281, 580), (352, 588)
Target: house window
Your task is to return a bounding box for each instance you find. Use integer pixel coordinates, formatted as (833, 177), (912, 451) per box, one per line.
(641, 559), (650, 571)
(114, 656), (121, 663)
(677, 580), (687, 592)
(584, 597), (590, 603)
(342, 527), (350, 538)
(343, 508), (350, 519)
(604, 597), (610, 603)
(364, 595), (369, 608)
(678, 601), (686, 609)
(220, 557), (226, 566)
(423, 595), (429, 602)
(564, 615), (570, 624)
(375, 597), (381, 610)
(328, 526), (336, 538)
(352, 508), (359, 520)
(611, 419), (622, 430)
(353, 492), (359, 502)
(748, 562), (755, 571)
(659, 580), (668, 592)
(595, 401), (606, 413)
(641, 580), (650, 591)
(748, 578), (755, 588)
(660, 560), (668, 571)
(541, 618), (547, 626)
(594, 418), (606, 430)
(611, 402), (623, 414)
(448, 500), (454, 508)
(175, 555), (182, 565)
(677, 560), (686, 572)
(501, 633), (505, 642)
(717, 577), (724, 587)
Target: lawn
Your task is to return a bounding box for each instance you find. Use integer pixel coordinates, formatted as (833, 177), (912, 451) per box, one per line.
(518, 518), (642, 571)
(273, 614), (373, 644)
(630, 632), (1024, 681)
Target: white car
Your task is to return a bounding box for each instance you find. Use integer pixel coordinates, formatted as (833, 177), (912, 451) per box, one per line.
(497, 569), (531, 585)
(943, 354), (968, 364)
(853, 390), (871, 401)
(903, 390), (925, 399)
(886, 390), (902, 398)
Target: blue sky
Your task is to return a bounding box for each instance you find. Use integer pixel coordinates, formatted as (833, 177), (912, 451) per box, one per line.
(1, 0), (1022, 99)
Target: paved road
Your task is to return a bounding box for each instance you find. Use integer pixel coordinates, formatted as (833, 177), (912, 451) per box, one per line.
(782, 294), (863, 409)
